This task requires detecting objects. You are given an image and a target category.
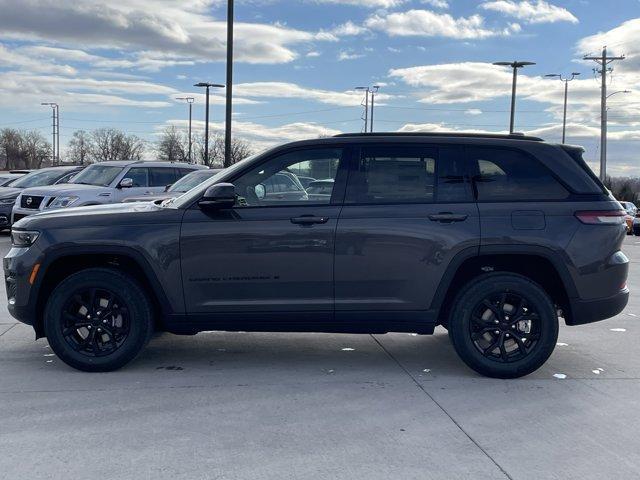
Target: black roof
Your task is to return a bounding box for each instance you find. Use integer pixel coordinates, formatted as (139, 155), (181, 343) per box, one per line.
(333, 132), (544, 142)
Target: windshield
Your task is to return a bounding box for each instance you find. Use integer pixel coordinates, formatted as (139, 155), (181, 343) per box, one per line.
(71, 165), (124, 187)
(168, 170), (217, 193)
(172, 153), (263, 208)
(10, 169), (71, 188)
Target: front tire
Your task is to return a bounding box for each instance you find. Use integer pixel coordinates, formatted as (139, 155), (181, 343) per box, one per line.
(448, 273), (558, 379)
(44, 268), (154, 372)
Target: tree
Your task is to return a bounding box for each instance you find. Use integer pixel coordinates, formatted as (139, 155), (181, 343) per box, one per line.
(89, 128), (145, 162)
(0, 128), (51, 169)
(156, 126), (188, 163)
(193, 133), (254, 167)
(67, 130), (91, 165)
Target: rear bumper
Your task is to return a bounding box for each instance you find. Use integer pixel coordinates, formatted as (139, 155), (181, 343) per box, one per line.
(567, 288), (629, 326)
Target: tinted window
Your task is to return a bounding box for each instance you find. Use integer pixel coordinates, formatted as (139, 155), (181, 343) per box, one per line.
(149, 167), (178, 187)
(125, 167), (148, 187)
(346, 146), (436, 204)
(233, 149), (342, 206)
(11, 169), (74, 188)
(468, 147), (568, 201)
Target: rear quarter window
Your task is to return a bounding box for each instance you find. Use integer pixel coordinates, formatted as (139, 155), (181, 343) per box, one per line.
(468, 147), (568, 201)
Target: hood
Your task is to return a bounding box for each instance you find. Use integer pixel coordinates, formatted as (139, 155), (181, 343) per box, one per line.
(13, 202), (183, 230)
(0, 187), (23, 199)
(18, 183), (111, 197)
(122, 193), (177, 203)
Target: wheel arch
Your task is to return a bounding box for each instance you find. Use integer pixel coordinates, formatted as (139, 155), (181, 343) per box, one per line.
(32, 246), (173, 337)
(433, 245), (577, 327)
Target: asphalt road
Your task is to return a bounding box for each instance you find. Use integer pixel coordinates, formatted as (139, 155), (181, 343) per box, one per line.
(1, 233), (640, 480)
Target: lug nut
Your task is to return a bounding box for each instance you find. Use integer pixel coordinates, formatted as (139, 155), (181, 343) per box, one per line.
(505, 316), (510, 321)
(494, 330), (500, 335)
(494, 320), (499, 324)
(505, 333), (510, 338)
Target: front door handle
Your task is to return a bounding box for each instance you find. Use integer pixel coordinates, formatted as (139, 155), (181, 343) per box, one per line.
(290, 215), (329, 226)
(428, 212), (468, 223)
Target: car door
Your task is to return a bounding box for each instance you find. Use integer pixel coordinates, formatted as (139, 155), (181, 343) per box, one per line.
(180, 146), (349, 320)
(334, 143), (480, 323)
(113, 167), (151, 201)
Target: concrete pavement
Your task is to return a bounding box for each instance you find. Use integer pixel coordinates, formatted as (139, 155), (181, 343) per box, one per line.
(1, 233), (639, 479)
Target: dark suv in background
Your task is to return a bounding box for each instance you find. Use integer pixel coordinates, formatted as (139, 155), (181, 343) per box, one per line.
(4, 133), (628, 378)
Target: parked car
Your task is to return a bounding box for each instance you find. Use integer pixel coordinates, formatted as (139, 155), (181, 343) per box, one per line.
(305, 179), (334, 202)
(123, 169), (222, 203)
(12, 161), (205, 223)
(0, 166), (82, 229)
(5, 133), (628, 377)
(0, 170), (31, 187)
(618, 201), (636, 234)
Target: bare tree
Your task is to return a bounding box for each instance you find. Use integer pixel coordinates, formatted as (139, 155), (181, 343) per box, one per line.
(0, 128), (52, 170)
(193, 133), (254, 167)
(67, 130), (91, 165)
(89, 128), (146, 162)
(156, 126), (188, 163)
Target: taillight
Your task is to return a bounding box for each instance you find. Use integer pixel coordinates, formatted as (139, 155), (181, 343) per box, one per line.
(575, 210), (626, 225)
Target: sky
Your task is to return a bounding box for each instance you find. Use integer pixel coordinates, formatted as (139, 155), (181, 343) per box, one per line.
(0, 0), (639, 175)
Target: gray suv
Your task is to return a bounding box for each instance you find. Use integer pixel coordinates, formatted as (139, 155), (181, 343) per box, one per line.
(12, 161), (204, 223)
(4, 133), (629, 377)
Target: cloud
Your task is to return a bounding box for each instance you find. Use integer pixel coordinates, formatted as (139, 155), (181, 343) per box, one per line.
(365, 10), (519, 39)
(0, 0), (333, 66)
(577, 18), (640, 72)
(480, 1), (578, 24)
(337, 50), (365, 61)
(234, 82), (393, 106)
(421, 0), (449, 8)
(310, 0), (406, 7)
(327, 21), (368, 36)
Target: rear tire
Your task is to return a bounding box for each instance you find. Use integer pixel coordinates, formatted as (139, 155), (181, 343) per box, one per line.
(448, 273), (558, 379)
(44, 268), (154, 372)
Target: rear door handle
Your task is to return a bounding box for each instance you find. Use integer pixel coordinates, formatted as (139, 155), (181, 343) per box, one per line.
(428, 212), (468, 223)
(290, 215), (329, 226)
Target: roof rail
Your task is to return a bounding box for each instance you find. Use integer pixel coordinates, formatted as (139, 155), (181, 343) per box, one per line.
(333, 132), (544, 141)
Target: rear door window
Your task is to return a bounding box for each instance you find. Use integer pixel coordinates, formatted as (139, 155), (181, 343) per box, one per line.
(149, 167), (178, 187)
(467, 147), (568, 201)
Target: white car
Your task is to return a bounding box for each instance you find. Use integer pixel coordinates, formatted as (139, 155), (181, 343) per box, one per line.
(12, 160), (205, 223)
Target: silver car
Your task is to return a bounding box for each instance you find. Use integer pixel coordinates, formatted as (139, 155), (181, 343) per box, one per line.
(12, 161), (205, 223)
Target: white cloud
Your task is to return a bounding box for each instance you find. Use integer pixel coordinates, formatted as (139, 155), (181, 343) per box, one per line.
(480, 1), (578, 24)
(465, 109), (483, 116)
(338, 50), (365, 61)
(327, 21), (368, 36)
(421, 0), (449, 9)
(310, 0), (406, 7)
(365, 10), (518, 39)
(234, 82), (393, 106)
(0, 0), (334, 66)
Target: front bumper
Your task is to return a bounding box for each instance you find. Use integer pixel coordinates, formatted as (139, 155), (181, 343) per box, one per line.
(568, 288), (629, 326)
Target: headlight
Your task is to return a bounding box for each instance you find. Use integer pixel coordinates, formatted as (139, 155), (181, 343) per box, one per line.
(47, 196), (79, 209)
(11, 230), (40, 247)
(0, 197), (16, 205)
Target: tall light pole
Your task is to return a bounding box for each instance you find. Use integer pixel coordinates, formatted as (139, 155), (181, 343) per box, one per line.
(355, 86), (369, 133)
(493, 61), (536, 134)
(602, 89), (631, 181)
(176, 96), (195, 163)
(545, 72), (580, 144)
(194, 82), (225, 166)
(41, 102), (59, 165)
(584, 47), (625, 181)
(225, 0), (234, 168)
(370, 85), (380, 133)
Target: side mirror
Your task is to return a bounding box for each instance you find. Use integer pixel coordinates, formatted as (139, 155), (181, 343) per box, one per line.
(255, 184), (266, 200)
(199, 183), (236, 209)
(119, 178), (133, 188)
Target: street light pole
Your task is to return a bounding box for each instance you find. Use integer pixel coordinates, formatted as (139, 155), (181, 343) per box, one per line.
(603, 89), (631, 181)
(225, 0), (234, 168)
(194, 83), (225, 166)
(493, 61), (536, 134)
(545, 73), (580, 144)
(370, 85), (380, 133)
(176, 97), (195, 163)
(355, 86), (369, 133)
(41, 102), (59, 165)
